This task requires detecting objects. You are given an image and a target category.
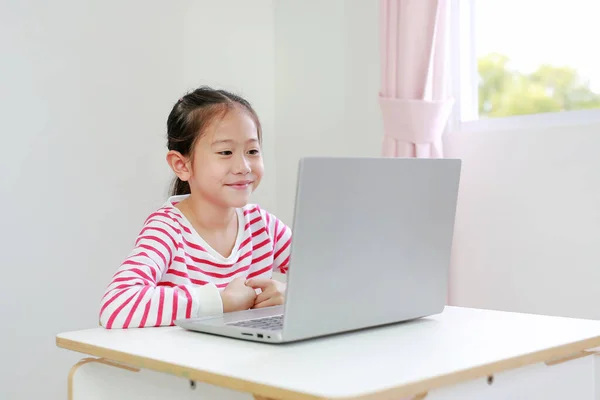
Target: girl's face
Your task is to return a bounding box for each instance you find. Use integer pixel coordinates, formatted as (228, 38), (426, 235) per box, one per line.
(187, 108), (264, 209)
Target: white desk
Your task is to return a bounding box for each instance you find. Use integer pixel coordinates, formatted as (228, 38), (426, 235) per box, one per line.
(56, 306), (600, 400)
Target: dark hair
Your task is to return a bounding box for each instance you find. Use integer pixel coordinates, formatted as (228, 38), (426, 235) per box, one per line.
(166, 86), (262, 196)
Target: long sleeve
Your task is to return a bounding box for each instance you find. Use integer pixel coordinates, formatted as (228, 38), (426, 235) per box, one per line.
(264, 212), (292, 273)
(99, 217), (223, 329)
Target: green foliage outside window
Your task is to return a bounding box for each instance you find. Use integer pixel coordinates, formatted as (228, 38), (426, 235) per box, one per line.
(477, 53), (600, 118)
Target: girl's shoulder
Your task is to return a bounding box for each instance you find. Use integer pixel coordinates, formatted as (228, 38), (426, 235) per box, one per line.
(241, 203), (267, 229)
(242, 203), (290, 238)
(138, 197), (189, 235)
(241, 203), (277, 222)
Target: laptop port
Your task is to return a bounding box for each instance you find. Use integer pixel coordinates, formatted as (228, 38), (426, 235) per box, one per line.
(257, 333), (264, 338)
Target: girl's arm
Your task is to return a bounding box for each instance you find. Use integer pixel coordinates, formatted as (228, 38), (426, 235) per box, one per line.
(99, 217), (222, 329)
(265, 212), (292, 273)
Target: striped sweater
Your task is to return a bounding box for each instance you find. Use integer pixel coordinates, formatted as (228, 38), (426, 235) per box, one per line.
(99, 195), (292, 329)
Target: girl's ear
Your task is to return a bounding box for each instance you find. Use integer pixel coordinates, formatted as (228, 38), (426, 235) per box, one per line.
(166, 151), (191, 182)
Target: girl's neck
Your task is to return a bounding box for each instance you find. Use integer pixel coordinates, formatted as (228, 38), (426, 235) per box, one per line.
(178, 193), (236, 232)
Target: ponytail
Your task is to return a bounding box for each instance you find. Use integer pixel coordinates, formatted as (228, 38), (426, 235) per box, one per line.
(171, 177), (191, 196)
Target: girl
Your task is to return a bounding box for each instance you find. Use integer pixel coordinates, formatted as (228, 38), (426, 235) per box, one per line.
(99, 87), (292, 329)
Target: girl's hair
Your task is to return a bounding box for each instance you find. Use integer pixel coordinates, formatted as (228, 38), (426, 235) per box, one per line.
(166, 86), (262, 196)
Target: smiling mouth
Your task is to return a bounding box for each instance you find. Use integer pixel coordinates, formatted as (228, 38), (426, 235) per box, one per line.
(226, 181), (253, 190)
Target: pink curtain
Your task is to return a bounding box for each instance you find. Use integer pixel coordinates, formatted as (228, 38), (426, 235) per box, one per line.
(379, 0), (453, 158)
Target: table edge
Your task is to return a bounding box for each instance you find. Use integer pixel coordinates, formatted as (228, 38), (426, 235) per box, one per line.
(56, 334), (600, 400)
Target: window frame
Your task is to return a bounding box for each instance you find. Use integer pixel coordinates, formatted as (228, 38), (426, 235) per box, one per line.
(447, 0), (600, 134)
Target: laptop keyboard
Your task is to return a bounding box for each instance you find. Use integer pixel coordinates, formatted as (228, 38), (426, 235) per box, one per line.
(227, 315), (283, 331)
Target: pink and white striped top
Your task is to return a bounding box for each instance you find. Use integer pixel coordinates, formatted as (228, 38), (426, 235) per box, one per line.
(99, 195), (292, 329)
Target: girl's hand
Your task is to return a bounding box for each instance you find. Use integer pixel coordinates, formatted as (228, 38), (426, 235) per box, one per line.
(220, 277), (257, 313)
(245, 278), (287, 309)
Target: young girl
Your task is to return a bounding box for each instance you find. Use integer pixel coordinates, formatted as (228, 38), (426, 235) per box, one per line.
(99, 87), (292, 329)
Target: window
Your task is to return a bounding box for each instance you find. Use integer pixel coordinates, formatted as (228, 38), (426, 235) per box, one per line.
(450, 0), (600, 133)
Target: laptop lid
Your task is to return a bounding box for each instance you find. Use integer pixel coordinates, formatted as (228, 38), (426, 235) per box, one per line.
(280, 157), (461, 341)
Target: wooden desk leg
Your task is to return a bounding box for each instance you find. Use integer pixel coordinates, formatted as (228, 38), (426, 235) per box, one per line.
(68, 357), (140, 400)
(254, 396), (278, 400)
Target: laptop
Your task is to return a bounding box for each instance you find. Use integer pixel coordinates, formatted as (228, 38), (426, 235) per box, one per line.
(175, 156), (461, 343)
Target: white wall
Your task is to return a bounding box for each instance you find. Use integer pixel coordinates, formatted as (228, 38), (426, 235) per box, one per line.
(445, 125), (600, 319)
(0, 1), (275, 399)
(274, 0), (600, 321)
(274, 0), (382, 226)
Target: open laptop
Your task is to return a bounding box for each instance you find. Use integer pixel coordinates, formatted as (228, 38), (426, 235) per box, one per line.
(175, 156), (461, 343)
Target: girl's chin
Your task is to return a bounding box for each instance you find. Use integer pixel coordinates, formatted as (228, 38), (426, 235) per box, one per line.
(221, 192), (253, 207)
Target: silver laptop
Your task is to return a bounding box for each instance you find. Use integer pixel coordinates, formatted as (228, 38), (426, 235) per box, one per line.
(175, 157), (461, 343)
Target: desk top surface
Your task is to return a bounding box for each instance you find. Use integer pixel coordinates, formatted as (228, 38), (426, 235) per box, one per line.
(57, 306), (600, 399)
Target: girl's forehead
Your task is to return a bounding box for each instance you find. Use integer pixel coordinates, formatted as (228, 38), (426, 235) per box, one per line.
(198, 130), (259, 150)
(202, 111), (258, 143)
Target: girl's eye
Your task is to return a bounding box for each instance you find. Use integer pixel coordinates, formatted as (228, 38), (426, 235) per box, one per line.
(248, 149), (260, 155)
(218, 151), (232, 156)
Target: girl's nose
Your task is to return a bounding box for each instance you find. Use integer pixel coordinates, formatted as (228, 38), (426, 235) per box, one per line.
(234, 156), (251, 174)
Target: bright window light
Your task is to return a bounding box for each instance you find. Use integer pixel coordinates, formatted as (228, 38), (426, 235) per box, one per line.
(450, 0), (600, 132)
